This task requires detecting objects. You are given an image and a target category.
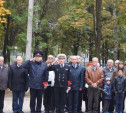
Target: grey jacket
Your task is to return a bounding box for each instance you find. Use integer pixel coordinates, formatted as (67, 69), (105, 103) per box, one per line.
(0, 65), (9, 90)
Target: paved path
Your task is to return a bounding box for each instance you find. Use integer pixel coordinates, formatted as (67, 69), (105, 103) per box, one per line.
(3, 92), (87, 113)
(4, 91), (124, 113)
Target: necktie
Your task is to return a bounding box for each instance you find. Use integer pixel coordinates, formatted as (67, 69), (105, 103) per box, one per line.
(61, 64), (63, 68)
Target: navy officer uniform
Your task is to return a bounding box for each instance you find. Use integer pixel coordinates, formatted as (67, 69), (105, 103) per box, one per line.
(48, 54), (71, 113)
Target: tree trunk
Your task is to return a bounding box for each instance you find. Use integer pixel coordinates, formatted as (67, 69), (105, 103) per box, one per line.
(95, 0), (102, 60)
(26, 0), (34, 60)
(89, 37), (93, 61)
(3, 15), (10, 63)
(7, 49), (10, 66)
(113, 1), (118, 60)
(105, 41), (108, 64)
(73, 44), (78, 55)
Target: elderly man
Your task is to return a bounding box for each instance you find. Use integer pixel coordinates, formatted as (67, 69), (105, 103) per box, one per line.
(103, 59), (115, 112)
(9, 55), (28, 113)
(85, 57), (104, 113)
(68, 56), (84, 113)
(76, 55), (86, 113)
(23, 50), (48, 113)
(103, 59), (115, 80)
(0, 56), (8, 113)
(48, 54), (71, 113)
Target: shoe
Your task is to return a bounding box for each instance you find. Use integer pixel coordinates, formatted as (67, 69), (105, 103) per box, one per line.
(49, 110), (55, 113)
(18, 111), (24, 113)
(13, 111), (18, 113)
(78, 111), (84, 113)
(45, 111), (49, 113)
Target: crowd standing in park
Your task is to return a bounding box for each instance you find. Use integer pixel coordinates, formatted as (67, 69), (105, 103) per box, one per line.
(0, 50), (126, 113)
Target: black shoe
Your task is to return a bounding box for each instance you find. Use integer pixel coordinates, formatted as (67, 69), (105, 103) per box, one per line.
(18, 111), (24, 113)
(78, 111), (84, 113)
(13, 112), (18, 113)
(45, 111), (49, 113)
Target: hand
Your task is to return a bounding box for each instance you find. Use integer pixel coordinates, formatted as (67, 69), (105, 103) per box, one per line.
(30, 57), (35, 62)
(67, 87), (71, 91)
(79, 88), (82, 91)
(44, 85), (47, 89)
(47, 63), (51, 67)
(92, 83), (97, 88)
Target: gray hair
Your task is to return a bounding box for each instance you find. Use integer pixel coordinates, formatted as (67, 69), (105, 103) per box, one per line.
(107, 59), (114, 64)
(92, 57), (99, 62)
(0, 56), (4, 61)
(16, 56), (23, 61)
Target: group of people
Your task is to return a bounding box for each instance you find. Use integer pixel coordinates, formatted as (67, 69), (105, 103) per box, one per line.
(0, 50), (126, 113)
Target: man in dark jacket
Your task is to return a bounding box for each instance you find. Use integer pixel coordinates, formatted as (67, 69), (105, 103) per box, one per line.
(68, 56), (84, 113)
(0, 56), (8, 113)
(103, 59), (115, 112)
(48, 54), (71, 113)
(9, 55), (28, 113)
(76, 55), (86, 113)
(23, 50), (48, 113)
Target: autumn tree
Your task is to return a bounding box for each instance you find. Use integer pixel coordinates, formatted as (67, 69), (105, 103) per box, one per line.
(0, 0), (11, 23)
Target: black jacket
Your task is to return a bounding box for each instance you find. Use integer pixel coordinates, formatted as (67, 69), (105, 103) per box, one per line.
(0, 65), (8, 90)
(23, 60), (48, 89)
(113, 75), (126, 93)
(48, 64), (70, 87)
(8, 63), (28, 91)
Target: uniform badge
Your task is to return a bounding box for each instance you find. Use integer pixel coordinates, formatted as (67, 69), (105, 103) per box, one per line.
(65, 69), (68, 70)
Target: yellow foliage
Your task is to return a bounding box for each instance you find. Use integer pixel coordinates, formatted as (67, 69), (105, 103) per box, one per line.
(0, 0), (11, 23)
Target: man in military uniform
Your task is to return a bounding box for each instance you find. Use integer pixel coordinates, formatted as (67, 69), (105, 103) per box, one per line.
(48, 54), (71, 113)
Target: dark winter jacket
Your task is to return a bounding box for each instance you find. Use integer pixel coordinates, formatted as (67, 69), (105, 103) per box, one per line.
(0, 65), (8, 90)
(8, 63), (28, 91)
(69, 64), (84, 90)
(103, 67), (115, 80)
(113, 75), (126, 93)
(23, 60), (48, 89)
(103, 82), (112, 99)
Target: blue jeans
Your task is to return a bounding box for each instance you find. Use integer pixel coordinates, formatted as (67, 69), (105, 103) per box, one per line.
(68, 90), (79, 112)
(115, 93), (124, 113)
(12, 91), (25, 112)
